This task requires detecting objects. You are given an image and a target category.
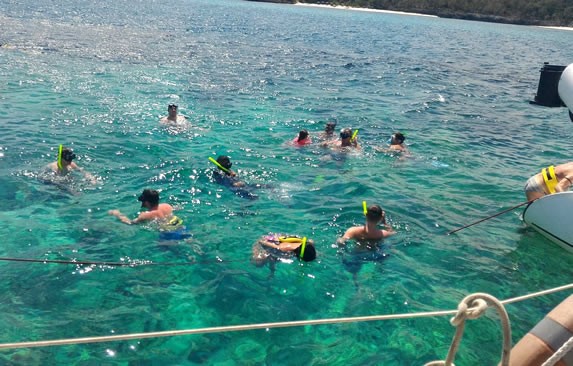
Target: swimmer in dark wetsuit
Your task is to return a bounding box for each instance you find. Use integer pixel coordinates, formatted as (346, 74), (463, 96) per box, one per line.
(211, 155), (258, 200)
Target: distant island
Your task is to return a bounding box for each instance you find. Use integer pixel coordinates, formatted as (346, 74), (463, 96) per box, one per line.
(246, 0), (573, 27)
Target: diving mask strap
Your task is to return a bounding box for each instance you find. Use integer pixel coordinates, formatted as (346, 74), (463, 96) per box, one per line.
(57, 144), (63, 170)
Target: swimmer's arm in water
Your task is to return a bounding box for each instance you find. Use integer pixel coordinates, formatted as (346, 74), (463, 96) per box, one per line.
(226, 171), (245, 187)
(232, 180), (246, 187)
(380, 212), (397, 236)
(71, 162), (97, 184)
(337, 228), (357, 246)
(108, 210), (152, 225)
(383, 226), (396, 237)
(351, 138), (360, 149)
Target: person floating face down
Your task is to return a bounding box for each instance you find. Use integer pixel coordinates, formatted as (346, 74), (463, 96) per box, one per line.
(251, 234), (317, 273)
(212, 155), (258, 200)
(46, 145), (96, 184)
(292, 129), (312, 146)
(524, 162), (573, 202)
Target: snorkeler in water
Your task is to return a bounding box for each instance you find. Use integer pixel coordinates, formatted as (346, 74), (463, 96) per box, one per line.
(210, 155), (258, 200)
(338, 204), (395, 246)
(375, 132), (408, 154)
(45, 145), (97, 184)
(251, 234), (316, 275)
(337, 204), (395, 285)
(321, 128), (360, 150)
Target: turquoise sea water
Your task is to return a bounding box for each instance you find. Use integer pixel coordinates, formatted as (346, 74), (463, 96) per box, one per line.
(1, 0), (573, 364)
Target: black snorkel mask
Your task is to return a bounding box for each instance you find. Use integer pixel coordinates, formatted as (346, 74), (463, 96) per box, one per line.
(62, 150), (76, 162)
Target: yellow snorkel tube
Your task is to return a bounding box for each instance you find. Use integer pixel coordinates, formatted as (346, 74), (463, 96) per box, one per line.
(362, 200), (367, 216)
(209, 157), (231, 174)
(57, 144), (64, 170)
(351, 129), (359, 142)
(299, 237), (307, 259)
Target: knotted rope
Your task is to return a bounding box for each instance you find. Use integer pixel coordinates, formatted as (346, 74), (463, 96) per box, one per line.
(425, 293), (512, 366)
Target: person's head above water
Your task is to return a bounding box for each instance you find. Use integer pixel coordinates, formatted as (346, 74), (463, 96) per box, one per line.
(60, 148), (76, 162)
(293, 239), (316, 262)
(216, 155), (232, 172)
(325, 120), (337, 134)
(57, 145), (77, 170)
(391, 132), (405, 144)
(138, 189), (160, 208)
(340, 128), (353, 140)
(298, 129), (309, 142)
(366, 205), (385, 223)
(167, 104), (178, 117)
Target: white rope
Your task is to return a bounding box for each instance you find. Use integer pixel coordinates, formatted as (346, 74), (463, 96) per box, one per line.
(424, 293), (512, 366)
(0, 283), (570, 351)
(501, 283), (573, 305)
(542, 335), (573, 366)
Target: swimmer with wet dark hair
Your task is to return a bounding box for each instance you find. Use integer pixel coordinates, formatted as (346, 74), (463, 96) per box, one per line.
(319, 119), (337, 140)
(338, 204), (395, 245)
(46, 145), (96, 184)
(337, 204), (395, 283)
(252, 234), (316, 272)
(109, 189), (190, 241)
(292, 129), (311, 146)
(109, 189), (176, 225)
(160, 104), (188, 125)
(375, 132), (408, 154)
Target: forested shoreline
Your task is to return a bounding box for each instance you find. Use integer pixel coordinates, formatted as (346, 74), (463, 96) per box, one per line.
(246, 0), (573, 27)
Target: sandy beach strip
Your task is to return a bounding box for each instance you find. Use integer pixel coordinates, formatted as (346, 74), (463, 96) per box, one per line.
(539, 26), (573, 31)
(295, 3), (573, 29)
(294, 2), (437, 18)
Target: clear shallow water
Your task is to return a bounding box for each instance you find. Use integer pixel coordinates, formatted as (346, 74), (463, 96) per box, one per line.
(1, 0), (572, 364)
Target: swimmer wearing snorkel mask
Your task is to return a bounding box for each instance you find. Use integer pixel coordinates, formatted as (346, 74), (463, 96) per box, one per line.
(46, 145), (96, 183)
(321, 128), (360, 150)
